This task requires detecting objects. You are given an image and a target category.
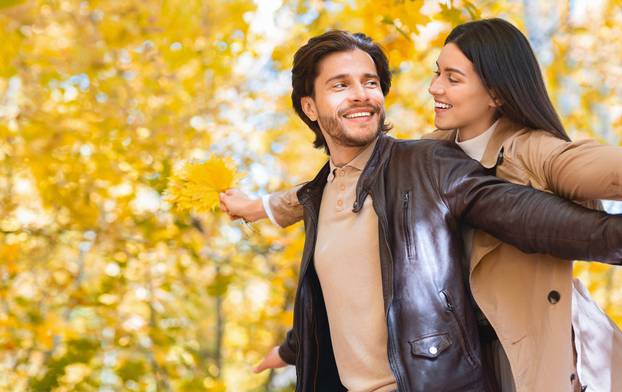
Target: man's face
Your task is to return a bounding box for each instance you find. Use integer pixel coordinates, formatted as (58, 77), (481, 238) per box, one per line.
(301, 49), (385, 148)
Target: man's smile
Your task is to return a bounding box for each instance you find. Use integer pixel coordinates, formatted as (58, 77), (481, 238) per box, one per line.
(340, 106), (377, 123)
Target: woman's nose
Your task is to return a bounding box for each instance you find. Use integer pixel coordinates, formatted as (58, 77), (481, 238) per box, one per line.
(428, 76), (444, 96)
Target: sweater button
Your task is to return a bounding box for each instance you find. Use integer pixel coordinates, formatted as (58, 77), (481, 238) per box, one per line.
(548, 290), (561, 304)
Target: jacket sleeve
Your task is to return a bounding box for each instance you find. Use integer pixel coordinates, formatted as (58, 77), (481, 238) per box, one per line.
(431, 142), (622, 264)
(268, 184), (305, 228)
(277, 328), (298, 365)
(513, 133), (622, 201)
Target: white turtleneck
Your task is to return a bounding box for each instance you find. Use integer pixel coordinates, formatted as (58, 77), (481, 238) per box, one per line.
(455, 119), (499, 161)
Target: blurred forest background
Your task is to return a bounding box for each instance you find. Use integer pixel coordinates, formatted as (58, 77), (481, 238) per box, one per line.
(1, 0), (621, 390)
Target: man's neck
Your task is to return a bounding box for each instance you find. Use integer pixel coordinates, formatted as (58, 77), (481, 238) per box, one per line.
(330, 145), (368, 167)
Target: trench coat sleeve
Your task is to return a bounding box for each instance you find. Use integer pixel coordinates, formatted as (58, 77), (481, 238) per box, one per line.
(277, 328), (298, 365)
(267, 184), (305, 228)
(430, 142), (622, 264)
(512, 133), (622, 201)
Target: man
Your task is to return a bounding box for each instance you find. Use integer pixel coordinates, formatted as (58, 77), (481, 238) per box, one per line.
(220, 31), (622, 391)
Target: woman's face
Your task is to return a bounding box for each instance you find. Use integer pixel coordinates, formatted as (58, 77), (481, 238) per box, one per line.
(428, 43), (499, 140)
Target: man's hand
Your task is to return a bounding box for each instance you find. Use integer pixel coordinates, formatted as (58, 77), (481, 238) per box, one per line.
(253, 346), (287, 373)
(219, 189), (267, 222)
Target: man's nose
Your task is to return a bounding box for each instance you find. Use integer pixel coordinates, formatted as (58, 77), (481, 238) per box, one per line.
(350, 82), (370, 102)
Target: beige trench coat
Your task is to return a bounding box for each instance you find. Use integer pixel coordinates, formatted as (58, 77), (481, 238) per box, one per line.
(268, 117), (622, 391)
(423, 118), (622, 392)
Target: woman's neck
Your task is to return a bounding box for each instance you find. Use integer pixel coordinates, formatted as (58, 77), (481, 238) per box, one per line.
(457, 116), (498, 142)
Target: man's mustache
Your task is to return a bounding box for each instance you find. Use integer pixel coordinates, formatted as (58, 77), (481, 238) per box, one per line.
(337, 104), (382, 117)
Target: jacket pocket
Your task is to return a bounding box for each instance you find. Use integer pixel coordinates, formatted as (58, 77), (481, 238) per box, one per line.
(439, 289), (478, 367)
(409, 332), (452, 359)
(401, 190), (415, 260)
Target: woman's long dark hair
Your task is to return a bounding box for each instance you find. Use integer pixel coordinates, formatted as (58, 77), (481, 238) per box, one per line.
(445, 18), (571, 141)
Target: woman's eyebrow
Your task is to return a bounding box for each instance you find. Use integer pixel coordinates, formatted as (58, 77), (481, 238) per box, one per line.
(435, 62), (466, 76)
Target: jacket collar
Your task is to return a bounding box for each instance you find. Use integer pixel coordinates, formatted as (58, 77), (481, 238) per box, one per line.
(297, 162), (331, 210)
(424, 117), (525, 168)
(353, 134), (393, 212)
(297, 133), (394, 214)
(479, 117), (525, 168)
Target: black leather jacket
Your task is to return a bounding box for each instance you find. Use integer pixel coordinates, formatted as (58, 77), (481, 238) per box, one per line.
(280, 135), (622, 392)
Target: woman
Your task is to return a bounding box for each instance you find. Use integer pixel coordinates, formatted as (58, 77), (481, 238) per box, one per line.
(220, 19), (622, 391)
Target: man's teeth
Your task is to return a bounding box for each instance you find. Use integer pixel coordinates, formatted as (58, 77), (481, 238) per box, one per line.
(435, 102), (452, 109)
(345, 112), (371, 119)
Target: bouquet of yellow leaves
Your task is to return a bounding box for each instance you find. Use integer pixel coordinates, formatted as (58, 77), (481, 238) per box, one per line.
(167, 156), (240, 213)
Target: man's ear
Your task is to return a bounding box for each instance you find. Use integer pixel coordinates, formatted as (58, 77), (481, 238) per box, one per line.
(301, 96), (318, 122)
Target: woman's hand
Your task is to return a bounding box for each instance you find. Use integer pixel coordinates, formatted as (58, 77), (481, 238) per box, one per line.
(219, 189), (267, 222)
(253, 346), (287, 373)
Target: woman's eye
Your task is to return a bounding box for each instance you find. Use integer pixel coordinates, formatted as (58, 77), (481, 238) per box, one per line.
(448, 77), (458, 83)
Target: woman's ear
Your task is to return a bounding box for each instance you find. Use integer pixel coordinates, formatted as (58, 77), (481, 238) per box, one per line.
(301, 97), (318, 121)
(489, 91), (503, 109)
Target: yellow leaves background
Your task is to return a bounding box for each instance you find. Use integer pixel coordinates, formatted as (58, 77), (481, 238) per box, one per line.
(0, 0), (621, 391)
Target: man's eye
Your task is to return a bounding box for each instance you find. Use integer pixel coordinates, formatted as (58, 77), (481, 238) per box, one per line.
(448, 77), (458, 83)
(334, 83), (346, 88)
(366, 80), (379, 87)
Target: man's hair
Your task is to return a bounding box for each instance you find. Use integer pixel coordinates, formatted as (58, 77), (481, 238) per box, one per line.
(291, 30), (392, 150)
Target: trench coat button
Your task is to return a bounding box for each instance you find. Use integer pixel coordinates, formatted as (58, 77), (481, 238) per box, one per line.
(548, 290), (561, 304)
(428, 346), (438, 355)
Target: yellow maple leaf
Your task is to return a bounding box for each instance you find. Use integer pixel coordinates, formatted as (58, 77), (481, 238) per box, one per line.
(167, 156), (240, 213)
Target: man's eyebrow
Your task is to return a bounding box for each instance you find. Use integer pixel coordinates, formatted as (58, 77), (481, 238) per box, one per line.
(325, 73), (379, 85)
(362, 73), (380, 80)
(325, 74), (349, 85)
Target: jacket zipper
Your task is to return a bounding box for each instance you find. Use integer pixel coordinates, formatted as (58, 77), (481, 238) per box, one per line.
(313, 320), (319, 391)
(386, 304), (407, 391)
(402, 191), (413, 259)
(440, 289), (477, 367)
(375, 196), (407, 391)
(302, 203), (321, 392)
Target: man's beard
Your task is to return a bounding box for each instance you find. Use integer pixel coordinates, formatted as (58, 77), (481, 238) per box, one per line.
(317, 105), (385, 148)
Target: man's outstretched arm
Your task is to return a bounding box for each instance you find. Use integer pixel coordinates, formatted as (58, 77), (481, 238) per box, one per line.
(432, 142), (622, 263)
(220, 186), (304, 227)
